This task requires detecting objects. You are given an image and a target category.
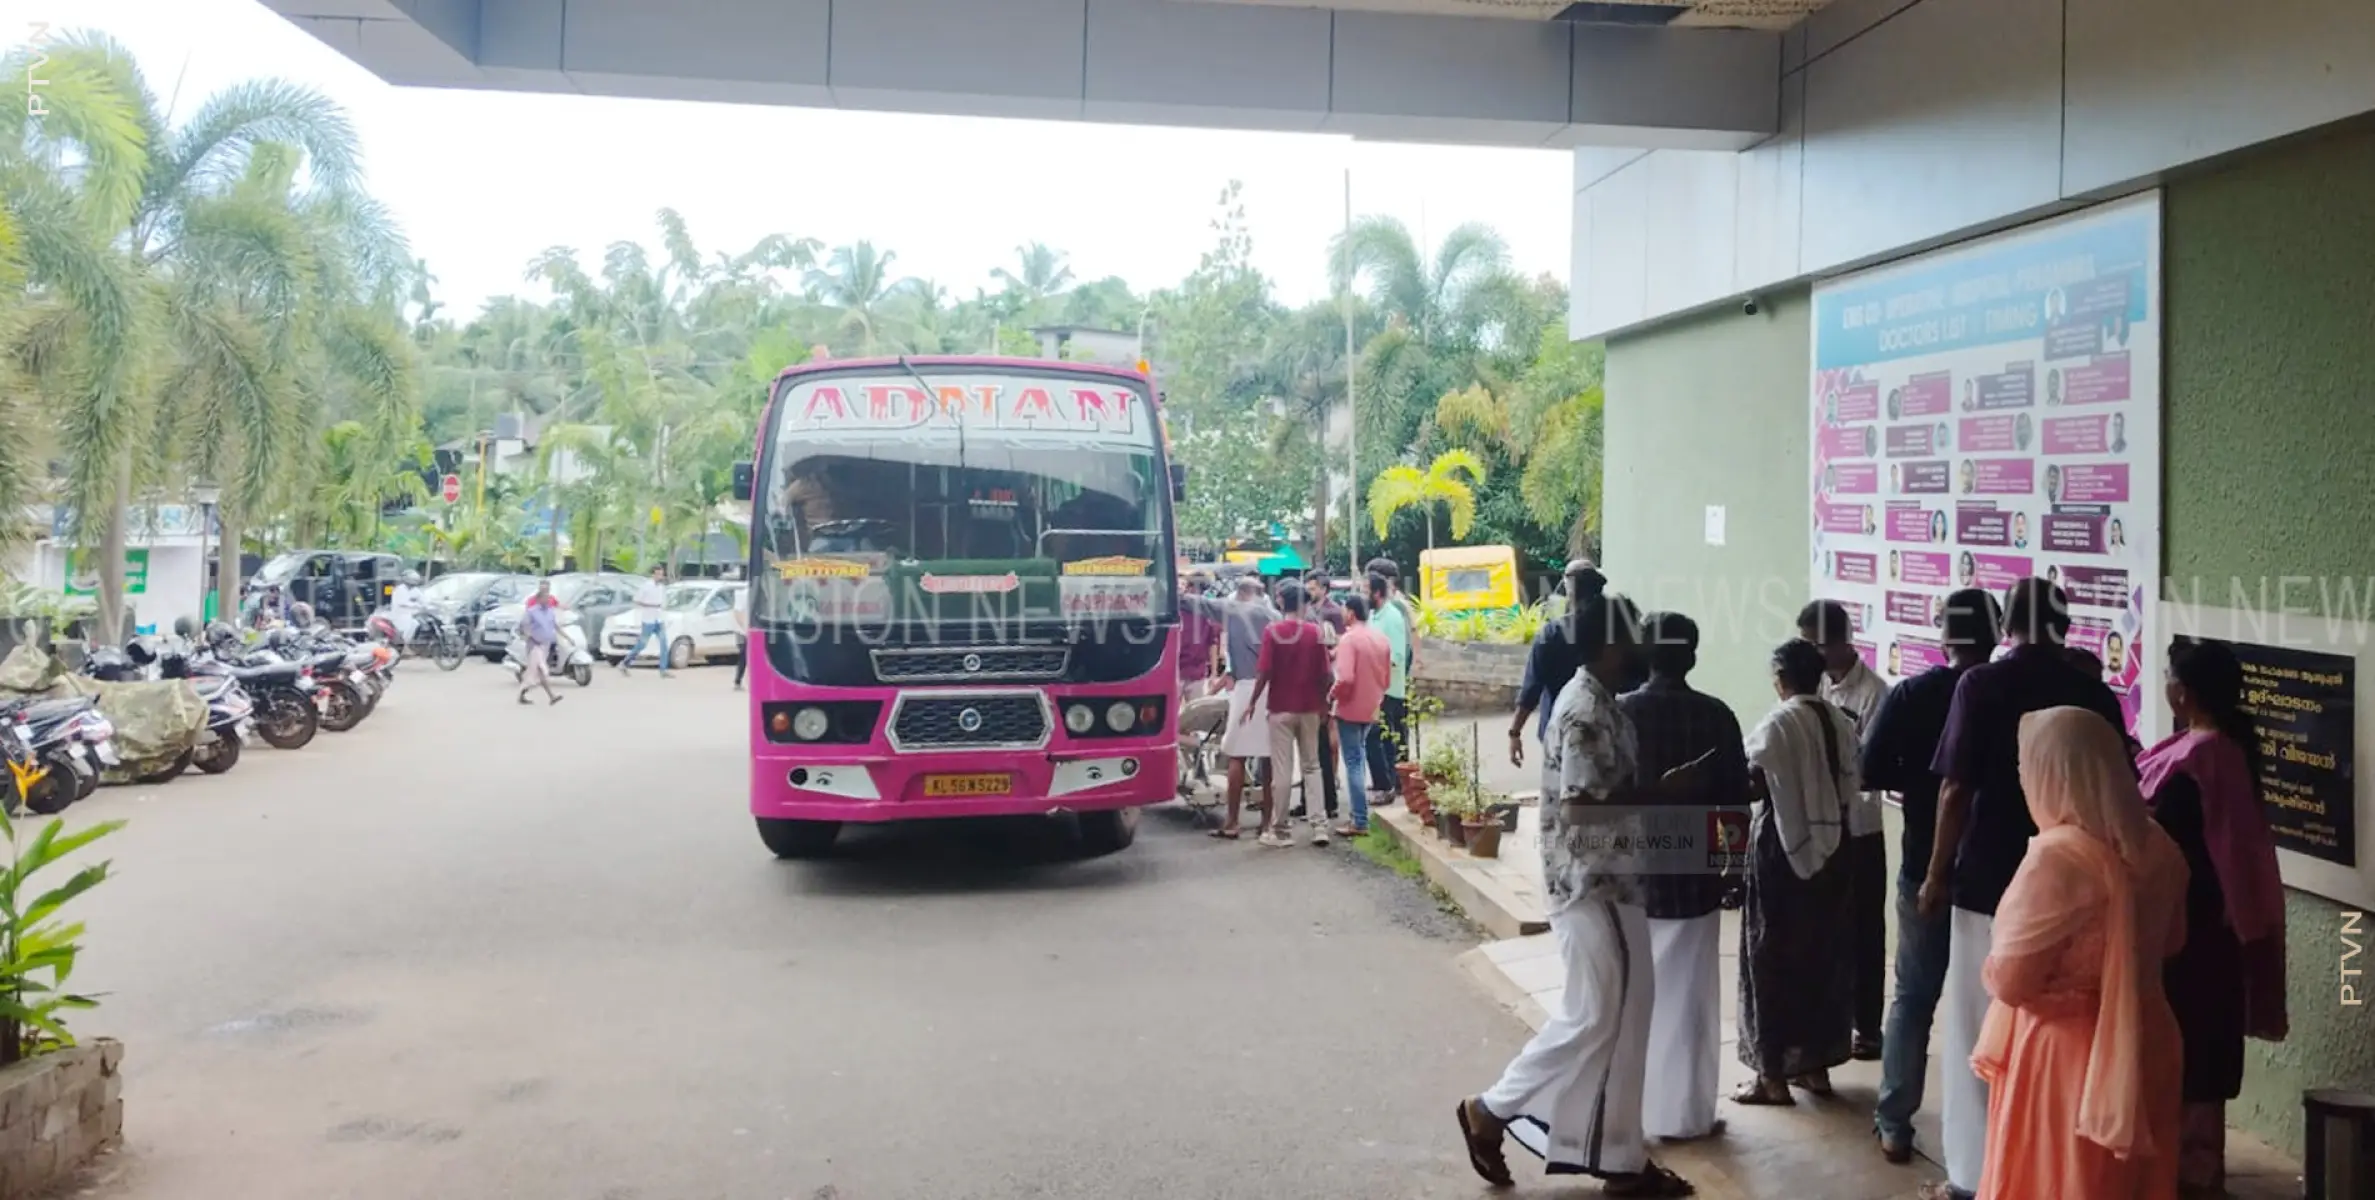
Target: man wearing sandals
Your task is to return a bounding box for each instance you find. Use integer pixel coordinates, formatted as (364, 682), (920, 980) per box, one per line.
(1454, 572), (1702, 1198)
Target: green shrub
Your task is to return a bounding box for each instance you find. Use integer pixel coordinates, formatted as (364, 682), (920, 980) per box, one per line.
(0, 805), (123, 1065)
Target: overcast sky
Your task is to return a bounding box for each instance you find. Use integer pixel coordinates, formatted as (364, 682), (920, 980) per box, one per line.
(10, 0), (1574, 319)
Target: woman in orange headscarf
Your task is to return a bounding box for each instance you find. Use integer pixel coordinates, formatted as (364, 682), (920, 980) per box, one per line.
(1974, 707), (2189, 1200)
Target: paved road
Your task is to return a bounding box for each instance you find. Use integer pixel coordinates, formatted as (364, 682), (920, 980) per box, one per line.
(55, 662), (1534, 1200)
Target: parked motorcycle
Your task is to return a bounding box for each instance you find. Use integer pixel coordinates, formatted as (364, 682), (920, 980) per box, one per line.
(202, 624), (320, 750)
(367, 608), (466, 671)
(502, 611), (596, 688)
(0, 696), (117, 813)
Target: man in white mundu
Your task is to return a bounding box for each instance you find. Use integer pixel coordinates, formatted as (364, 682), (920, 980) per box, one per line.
(1454, 580), (1701, 1199)
(1178, 576), (1276, 840)
(1616, 613), (1749, 1143)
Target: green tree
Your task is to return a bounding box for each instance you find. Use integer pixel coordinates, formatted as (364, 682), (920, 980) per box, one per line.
(1368, 449), (1486, 550)
(0, 35), (152, 631)
(805, 241), (917, 354)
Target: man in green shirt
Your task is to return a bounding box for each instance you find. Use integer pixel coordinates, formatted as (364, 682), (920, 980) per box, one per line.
(1366, 569), (1413, 805)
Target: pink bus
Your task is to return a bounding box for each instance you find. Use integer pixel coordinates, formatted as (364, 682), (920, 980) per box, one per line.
(735, 357), (1184, 859)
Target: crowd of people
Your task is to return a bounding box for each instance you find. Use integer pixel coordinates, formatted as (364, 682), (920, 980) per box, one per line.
(1445, 562), (2287, 1200)
(1176, 559), (1419, 847)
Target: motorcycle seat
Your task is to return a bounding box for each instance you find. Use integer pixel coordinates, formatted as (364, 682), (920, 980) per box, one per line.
(229, 663), (302, 686)
(12, 698), (92, 723)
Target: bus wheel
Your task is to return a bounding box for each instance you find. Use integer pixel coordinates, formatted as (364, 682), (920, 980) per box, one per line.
(1077, 807), (1140, 855)
(757, 818), (840, 859)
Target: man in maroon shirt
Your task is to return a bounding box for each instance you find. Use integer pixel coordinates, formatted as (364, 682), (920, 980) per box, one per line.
(1242, 585), (1336, 848)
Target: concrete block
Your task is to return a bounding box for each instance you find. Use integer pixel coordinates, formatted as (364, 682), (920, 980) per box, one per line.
(96, 1039), (122, 1076)
(51, 1051), (98, 1096)
(98, 1098), (121, 1147)
(38, 1099), (74, 1142)
(0, 1112), (34, 1154)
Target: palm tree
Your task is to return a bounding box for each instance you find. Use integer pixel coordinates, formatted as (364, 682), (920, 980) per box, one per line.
(991, 242), (1074, 318)
(1, 35), (152, 633)
(6, 34), (414, 633)
(1368, 449), (1487, 550)
(805, 241), (916, 353)
(1328, 217), (1519, 349)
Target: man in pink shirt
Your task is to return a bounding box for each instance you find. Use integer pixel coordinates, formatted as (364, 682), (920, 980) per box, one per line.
(1330, 594), (1393, 837)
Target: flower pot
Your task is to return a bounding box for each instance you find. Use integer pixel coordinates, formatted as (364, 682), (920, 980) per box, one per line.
(1439, 812), (1469, 846)
(1464, 820), (1502, 858)
(1409, 786), (1433, 822)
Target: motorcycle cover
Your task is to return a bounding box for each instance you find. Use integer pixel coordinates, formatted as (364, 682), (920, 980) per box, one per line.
(0, 646), (205, 773)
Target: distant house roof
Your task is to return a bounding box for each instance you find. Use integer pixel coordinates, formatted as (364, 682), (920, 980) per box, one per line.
(1027, 325), (1133, 338)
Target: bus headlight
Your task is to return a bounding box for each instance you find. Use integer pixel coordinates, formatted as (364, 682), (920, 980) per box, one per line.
(1104, 701), (1137, 733)
(791, 707), (831, 741)
(1064, 703), (1096, 735)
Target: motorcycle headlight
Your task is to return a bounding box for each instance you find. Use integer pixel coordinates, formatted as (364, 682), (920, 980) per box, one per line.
(791, 707), (831, 741)
(1063, 704), (1095, 735)
(1104, 700), (1136, 734)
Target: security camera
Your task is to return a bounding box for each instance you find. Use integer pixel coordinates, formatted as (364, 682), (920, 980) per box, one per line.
(1742, 296), (1762, 317)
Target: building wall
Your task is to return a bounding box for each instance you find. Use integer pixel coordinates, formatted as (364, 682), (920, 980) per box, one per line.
(1598, 124), (2375, 1154)
(1601, 289), (1811, 720)
(1573, 0), (2375, 340)
(2162, 123), (2375, 1152)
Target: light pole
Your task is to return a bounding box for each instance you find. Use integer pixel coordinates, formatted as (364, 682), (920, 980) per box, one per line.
(192, 483), (221, 627)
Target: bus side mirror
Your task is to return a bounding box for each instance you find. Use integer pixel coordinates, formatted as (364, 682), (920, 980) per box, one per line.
(1168, 464), (1188, 502)
(732, 462), (754, 502)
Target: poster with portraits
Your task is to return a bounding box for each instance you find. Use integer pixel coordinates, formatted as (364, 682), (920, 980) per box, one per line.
(1810, 194), (2161, 736)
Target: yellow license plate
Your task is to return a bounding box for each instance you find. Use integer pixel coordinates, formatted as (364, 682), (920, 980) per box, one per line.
(923, 773), (1013, 797)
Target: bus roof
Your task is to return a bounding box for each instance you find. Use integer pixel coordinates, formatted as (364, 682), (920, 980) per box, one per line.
(771, 355), (1153, 391)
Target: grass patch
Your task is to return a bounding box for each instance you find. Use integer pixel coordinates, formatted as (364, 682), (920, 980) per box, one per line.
(1352, 825), (1425, 879)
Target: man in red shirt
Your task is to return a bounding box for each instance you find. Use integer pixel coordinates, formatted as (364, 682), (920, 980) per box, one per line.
(1242, 585), (1335, 848)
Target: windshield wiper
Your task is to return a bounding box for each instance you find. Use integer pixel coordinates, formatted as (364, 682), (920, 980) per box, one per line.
(896, 355), (963, 474)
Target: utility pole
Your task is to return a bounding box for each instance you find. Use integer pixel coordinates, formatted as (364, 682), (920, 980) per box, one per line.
(1344, 169), (1359, 576)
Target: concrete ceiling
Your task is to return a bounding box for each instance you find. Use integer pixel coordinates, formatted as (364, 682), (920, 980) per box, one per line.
(262, 0), (1788, 149)
(1183, 0), (1831, 30)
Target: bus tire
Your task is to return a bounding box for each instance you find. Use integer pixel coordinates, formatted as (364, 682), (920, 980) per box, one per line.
(757, 818), (839, 859)
(1077, 807), (1140, 855)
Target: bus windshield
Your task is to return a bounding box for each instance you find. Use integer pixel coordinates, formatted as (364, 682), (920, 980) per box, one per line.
(755, 369), (1174, 628)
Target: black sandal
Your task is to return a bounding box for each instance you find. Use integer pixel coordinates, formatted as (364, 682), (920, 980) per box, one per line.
(1604, 1161), (1695, 1197)
(1788, 1070), (1835, 1097)
(1454, 1098), (1514, 1187)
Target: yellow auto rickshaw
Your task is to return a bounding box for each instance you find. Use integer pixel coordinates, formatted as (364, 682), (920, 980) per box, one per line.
(1418, 545), (1520, 614)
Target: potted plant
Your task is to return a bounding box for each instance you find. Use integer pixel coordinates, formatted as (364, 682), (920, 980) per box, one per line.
(1463, 792), (1506, 858)
(1436, 789), (1477, 847)
(0, 805), (127, 1191)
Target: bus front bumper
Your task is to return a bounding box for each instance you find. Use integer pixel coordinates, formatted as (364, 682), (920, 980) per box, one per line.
(750, 745), (1178, 823)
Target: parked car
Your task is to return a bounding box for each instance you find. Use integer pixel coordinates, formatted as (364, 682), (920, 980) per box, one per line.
(473, 574), (638, 661)
(418, 572), (535, 643)
(601, 580), (747, 668)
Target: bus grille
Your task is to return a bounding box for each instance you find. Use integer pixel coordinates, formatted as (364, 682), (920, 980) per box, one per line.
(888, 694), (1050, 752)
(872, 647), (1069, 683)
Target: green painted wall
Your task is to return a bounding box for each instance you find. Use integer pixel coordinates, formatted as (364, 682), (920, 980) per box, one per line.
(2165, 123), (2375, 1154)
(1603, 289), (1812, 721)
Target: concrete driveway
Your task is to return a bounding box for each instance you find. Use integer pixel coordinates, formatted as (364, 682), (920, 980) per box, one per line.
(52, 661), (1536, 1199)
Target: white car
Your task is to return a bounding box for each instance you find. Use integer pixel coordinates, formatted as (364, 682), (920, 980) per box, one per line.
(602, 580), (747, 669)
